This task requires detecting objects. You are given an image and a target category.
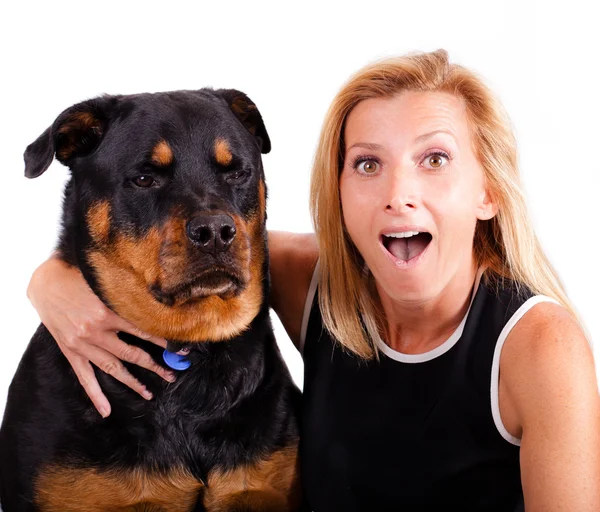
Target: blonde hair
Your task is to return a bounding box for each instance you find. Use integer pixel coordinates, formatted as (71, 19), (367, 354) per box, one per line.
(309, 49), (589, 359)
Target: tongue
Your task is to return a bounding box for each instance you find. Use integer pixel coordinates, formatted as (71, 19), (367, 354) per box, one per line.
(387, 234), (430, 261)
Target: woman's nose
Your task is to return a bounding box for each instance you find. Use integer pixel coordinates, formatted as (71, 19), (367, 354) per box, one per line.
(384, 166), (420, 213)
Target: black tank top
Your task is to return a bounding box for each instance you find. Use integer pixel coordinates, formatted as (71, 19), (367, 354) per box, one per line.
(299, 264), (558, 511)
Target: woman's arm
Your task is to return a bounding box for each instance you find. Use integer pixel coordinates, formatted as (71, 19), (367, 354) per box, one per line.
(500, 302), (600, 511)
(26, 254), (175, 417)
(268, 231), (319, 350)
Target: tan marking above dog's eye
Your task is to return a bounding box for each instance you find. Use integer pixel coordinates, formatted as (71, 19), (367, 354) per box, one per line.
(151, 140), (174, 166)
(214, 138), (233, 166)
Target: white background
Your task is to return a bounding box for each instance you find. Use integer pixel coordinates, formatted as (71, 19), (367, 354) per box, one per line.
(1, 0), (598, 420)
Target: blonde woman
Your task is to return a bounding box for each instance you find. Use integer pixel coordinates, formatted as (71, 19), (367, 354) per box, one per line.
(26, 50), (600, 510)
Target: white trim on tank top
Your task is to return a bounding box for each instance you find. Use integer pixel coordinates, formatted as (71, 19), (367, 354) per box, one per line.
(490, 294), (560, 446)
(299, 259), (321, 355)
(368, 266), (486, 364)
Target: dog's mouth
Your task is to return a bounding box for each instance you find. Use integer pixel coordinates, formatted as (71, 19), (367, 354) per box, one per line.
(150, 268), (244, 306)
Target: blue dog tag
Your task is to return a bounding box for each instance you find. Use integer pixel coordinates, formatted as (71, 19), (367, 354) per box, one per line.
(163, 350), (191, 371)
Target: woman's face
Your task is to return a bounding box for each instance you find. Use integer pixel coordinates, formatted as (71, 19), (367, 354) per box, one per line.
(339, 91), (497, 303)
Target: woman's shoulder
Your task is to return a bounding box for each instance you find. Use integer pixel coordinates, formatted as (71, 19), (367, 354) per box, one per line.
(270, 231), (318, 263)
(481, 266), (590, 363)
(478, 266), (593, 377)
(502, 298), (590, 367)
(268, 231), (319, 350)
(499, 295), (598, 434)
(489, 264), (594, 393)
(499, 297), (600, 507)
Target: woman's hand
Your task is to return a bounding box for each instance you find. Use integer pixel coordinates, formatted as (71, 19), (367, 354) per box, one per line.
(26, 253), (175, 418)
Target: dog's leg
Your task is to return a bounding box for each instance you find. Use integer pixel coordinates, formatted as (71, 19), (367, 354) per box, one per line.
(203, 490), (288, 512)
(202, 444), (301, 512)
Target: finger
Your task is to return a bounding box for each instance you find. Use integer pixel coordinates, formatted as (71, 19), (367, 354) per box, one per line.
(85, 345), (155, 401)
(102, 332), (176, 383)
(49, 326), (113, 417)
(62, 349), (112, 418)
(111, 316), (168, 348)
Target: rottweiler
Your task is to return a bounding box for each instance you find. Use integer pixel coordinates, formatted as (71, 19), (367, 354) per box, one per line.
(0, 89), (302, 512)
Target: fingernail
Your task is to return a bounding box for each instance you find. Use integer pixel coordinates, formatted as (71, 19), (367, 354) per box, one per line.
(99, 406), (110, 418)
(166, 373), (177, 382)
(143, 389), (153, 400)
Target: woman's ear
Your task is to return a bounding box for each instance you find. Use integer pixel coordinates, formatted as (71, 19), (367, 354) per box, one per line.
(476, 186), (499, 221)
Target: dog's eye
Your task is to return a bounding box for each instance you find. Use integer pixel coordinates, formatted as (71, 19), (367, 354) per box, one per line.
(225, 170), (249, 184)
(132, 175), (156, 188)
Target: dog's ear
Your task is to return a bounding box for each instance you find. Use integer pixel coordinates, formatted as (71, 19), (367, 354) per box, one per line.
(24, 97), (112, 178)
(216, 89), (271, 154)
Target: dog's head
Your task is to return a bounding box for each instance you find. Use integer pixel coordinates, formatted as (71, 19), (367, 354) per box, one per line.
(25, 89), (271, 343)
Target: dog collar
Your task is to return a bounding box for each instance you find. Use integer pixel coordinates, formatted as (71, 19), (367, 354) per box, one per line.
(163, 349), (191, 371)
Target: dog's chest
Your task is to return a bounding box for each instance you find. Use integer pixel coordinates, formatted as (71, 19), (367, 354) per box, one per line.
(103, 367), (265, 471)
(35, 464), (203, 511)
(35, 398), (219, 511)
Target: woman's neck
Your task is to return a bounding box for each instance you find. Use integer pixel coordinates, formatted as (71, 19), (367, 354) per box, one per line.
(376, 262), (480, 354)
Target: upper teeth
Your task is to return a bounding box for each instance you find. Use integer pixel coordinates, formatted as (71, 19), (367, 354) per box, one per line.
(386, 231), (421, 238)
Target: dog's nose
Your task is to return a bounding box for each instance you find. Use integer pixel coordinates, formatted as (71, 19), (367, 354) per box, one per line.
(186, 214), (236, 253)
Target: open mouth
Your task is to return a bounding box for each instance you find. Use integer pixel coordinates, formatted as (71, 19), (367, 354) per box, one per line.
(150, 268), (244, 305)
(381, 231), (433, 262)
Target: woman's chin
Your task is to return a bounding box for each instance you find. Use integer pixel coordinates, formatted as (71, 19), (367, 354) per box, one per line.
(369, 265), (434, 306)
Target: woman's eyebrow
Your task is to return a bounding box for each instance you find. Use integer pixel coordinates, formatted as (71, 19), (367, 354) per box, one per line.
(346, 142), (383, 152)
(347, 130), (457, 152)
(414, 129), (457, 143)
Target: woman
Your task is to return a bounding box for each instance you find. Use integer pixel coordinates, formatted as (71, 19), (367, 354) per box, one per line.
(27, 50), (600, 510)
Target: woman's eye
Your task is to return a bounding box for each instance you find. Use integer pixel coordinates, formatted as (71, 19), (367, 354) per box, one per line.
(357, 159), (379, 174)
(132, 175), (156, 187)
(422, 153), (449, 169)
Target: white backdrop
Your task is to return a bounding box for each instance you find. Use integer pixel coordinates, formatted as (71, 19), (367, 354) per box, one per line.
(1, 0), (598, 420)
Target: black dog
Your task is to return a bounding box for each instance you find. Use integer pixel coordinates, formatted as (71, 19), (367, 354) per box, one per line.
(0, 89), (302, 511)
